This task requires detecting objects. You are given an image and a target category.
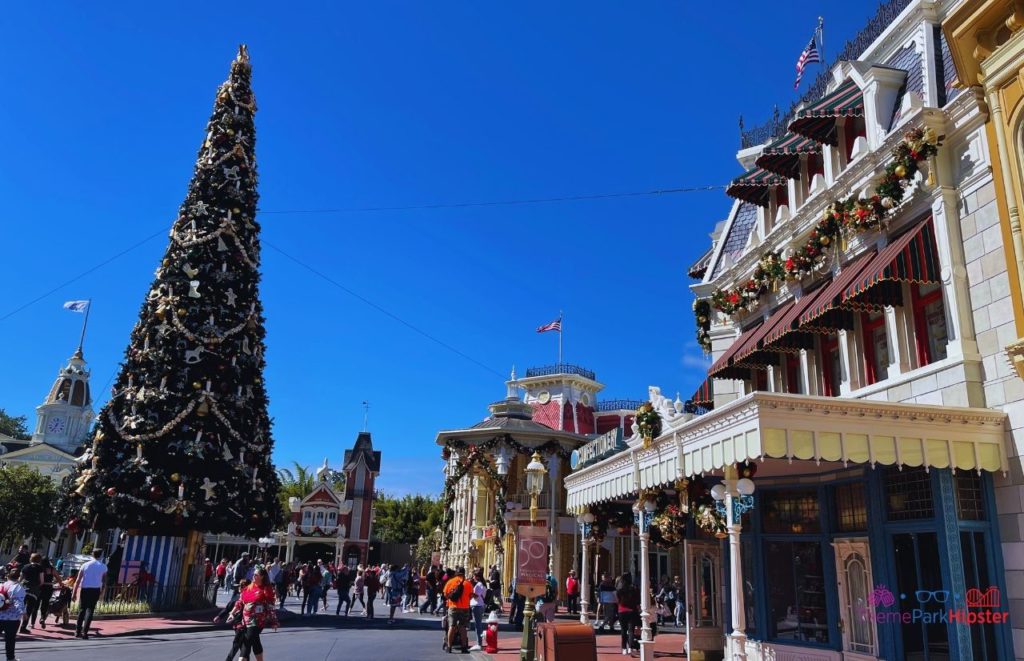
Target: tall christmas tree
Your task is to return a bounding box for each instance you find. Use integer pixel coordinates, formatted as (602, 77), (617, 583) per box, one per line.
(68, 46), (281, 537)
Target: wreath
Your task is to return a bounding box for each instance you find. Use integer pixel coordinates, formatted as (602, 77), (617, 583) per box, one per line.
(650, 503), (687, 549)
(635, 402), (662, 449)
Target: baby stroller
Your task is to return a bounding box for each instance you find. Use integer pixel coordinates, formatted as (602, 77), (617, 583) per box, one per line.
(48, 580), (74, 626)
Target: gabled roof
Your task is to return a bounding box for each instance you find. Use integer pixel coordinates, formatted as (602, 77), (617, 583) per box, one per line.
(2, 442), (78, 462)
(343, 431), (381, 473)
(301, 483), (341, 507)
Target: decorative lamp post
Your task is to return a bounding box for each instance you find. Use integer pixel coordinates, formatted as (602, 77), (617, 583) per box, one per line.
(520, 451), (547, 661)
(712, 469), (756, 661)
(634, 497), (657, 661)
(257, 536), (274, 564)
(577, 511), (596, 625)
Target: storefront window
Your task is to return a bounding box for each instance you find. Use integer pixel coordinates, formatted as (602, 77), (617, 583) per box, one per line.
(765, 541), (829, 644)
(892, 532), (948, 659)
(762, 489), (821, 534)
(742, 539), (756, 634)
(835, 482), (868, 531)
(954, 470), (985, 521)
(961, 531), (998, 660)
(885, 467), (934, 521)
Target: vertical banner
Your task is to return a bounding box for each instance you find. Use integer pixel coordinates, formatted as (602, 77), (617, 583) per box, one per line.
(515, 525), (548, 597)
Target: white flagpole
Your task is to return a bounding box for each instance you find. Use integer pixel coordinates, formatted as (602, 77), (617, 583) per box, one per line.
(78, 300), (92, 353)
(558, 311), (563, 366)
(817, 16), (825, 65)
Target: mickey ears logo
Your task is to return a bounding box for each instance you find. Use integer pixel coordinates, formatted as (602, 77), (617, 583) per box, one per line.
(966, 587), (1000, 608)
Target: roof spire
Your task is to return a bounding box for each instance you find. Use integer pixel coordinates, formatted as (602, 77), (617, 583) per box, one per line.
(506, 366), (519, 400)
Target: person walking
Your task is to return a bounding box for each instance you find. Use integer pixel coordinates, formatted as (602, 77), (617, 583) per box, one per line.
(386, 564), (408, 624)
(597, 573), (617, 632)
(565, 570), (580, 615)
(1, 567), (26, 661)
(469, 571), (487, 651)
(334, 565), (352, 616)
(303, 562), (322, 616)
(225, 568), (278, 661)
(352, 568), (366, 614)
(73, 548), (107, 640)
(319, 562), (333, 613)
(537, 571), (558, 623)
(421, 565), (438, 615)
(404, 567), (419, 613)
(272, 562), (288, 610)
(616, 573), (640, 656)
(507, 576), (525, 631)
(18, 554), (44, 633)
(36, 559), (57, 630)
(443, 566), (471, 654)
(216, 559), (228, 590)
(363, 567), (380, 620)
(216, 553), (250, 623)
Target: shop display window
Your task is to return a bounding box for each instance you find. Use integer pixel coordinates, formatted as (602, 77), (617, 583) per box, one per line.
(765, 541), (829, 644)
(762, 489), (821, 534)
(885, 466), (934, 521)
(834, 482), (868, 532)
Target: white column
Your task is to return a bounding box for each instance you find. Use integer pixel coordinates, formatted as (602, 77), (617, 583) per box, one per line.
(799, 348), (812, 395)
(580, 533), (591, 625)
(725, 478), (748, 661)
(637, 508), (654, 661)
(932, 185), (980, 359)
(885, 303), (911, 376)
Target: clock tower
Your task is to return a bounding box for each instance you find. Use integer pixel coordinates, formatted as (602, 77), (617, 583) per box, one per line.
(32, 347), (95, 452)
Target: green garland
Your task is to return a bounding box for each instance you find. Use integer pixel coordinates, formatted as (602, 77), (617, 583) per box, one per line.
(440, 446), (509, 553)
(707, 127), (941, 319)
(443, 434), (571, 461)
(694, 299), (712, 353)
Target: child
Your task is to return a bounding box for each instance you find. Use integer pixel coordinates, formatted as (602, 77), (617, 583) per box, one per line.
(222, 579), (250, 661)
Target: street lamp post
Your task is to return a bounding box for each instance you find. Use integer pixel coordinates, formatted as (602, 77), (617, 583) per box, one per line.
(520, 451), (547, 661)
(576, 511), (595, 625)
(257, 536), (274, 564)
(711, 471), (756, 661)
(633, 497), (657, 661)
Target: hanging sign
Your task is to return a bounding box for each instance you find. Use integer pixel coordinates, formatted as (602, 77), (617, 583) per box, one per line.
(570, 427), (625, 470)
(515, 524), (548, 597)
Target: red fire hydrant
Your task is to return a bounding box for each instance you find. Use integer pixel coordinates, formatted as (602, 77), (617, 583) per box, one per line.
(485, 611), (500, 653)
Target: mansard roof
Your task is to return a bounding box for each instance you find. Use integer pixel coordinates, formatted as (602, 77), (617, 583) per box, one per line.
(343, 431), (381, 473)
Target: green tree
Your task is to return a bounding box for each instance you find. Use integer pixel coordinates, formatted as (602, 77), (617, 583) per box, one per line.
(0, 465), (59, 548)
(65, 47), (281, 536)
(372, 493), (444, 544)
(0, 409), (30, 440)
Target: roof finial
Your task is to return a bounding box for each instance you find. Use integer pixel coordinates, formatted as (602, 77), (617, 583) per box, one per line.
(362, 400), (370, 432)
(506, 366), (519, 400)
(236, 44), (250, 63)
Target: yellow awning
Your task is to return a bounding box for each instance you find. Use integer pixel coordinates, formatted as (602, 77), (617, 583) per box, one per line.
(565, 392), (1007, 512)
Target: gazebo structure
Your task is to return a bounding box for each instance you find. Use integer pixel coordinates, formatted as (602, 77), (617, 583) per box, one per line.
(435, 375), (591, 590)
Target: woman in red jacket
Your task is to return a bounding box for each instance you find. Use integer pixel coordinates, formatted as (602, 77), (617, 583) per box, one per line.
(226, 568), (278, 661)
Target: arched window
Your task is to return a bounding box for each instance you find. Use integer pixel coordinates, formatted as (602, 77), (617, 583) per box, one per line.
(71, 381), (86, 406)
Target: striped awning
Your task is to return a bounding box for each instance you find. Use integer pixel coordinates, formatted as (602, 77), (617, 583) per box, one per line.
(788, 79), (864, 146)
(725, 168), (788, 208)
(708, 321), (764, 379)
(754, 132), (822, 179)
(799, 250), (878, 332)
(760, 282), (833, 349)
(690, 378), (713, 407)
(733, 301), (796, 366)
(564, 393), (1009, 512)
(844, 218), (940, 308)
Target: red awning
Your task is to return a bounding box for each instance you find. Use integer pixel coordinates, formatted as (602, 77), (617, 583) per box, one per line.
(708, 321), (764, 379)
(725, 168), (788, 208)
(760, 281), (834, 348)
(754, 132), (822, 179)
(843, 218), (940, 308)
(799, 250), (879, 332)
(690, 378), (713, 408)
(733, 301), (796, 365)
(788, 79), (864, 146)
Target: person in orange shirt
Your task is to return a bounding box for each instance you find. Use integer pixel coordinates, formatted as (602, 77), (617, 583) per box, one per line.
(443, 566), (472, 653)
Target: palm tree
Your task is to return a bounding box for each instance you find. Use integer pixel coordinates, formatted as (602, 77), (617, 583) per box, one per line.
(276, 462), (315, 525)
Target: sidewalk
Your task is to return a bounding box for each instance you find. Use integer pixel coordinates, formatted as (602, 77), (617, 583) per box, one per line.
(14, 609), (222, 642)
(484, 626), (687, 660)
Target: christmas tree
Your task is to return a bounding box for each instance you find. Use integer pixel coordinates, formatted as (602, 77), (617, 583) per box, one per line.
(67, 46), (281, 537)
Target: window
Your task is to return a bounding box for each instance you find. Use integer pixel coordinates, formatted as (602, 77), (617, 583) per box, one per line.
(753, 369), (768, 392)
(961, 531), (998, 660)
(765, 541), (829, 644)
(892, 532), (948, 659)
(954, 471), (985, 521)
(742, 539), (757, 634)
(303, 511), (312, 523)
(835, 482), (868, 531)
(911, 283), (948, 366)
(885, 467), (934, 521)
(785, 353), (802, 394)
(861, 311), (889, 384)
(762, 489), (821, 534)
(820, 335), (841, 397)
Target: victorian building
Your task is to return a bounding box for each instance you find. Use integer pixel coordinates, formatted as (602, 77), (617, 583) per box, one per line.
(567, 1), (1019, 660)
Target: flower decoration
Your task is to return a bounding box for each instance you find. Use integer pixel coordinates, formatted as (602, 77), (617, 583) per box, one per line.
(710, 127), (941, 319)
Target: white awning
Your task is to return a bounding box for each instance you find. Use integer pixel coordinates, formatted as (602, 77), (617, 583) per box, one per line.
(565, 392), (1008, 512)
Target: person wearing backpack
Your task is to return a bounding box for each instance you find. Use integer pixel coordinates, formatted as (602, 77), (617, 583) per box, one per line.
(443, 566), (471, 653)
(0, 567), (27, 661)
(536, 571), (558, 623)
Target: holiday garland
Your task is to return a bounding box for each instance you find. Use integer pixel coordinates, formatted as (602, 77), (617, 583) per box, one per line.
(702, 127), (941, 324)
(635, 402), (662, 449)
(442, 434), (571, 461)
(440, 446), (508, 554)
(694, 299), (712, 353)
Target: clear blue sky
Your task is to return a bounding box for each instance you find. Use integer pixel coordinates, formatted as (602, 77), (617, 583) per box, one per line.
(0, 2), (876, 496)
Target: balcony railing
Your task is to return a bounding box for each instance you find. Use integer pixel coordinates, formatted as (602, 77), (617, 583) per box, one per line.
(596, 399), (645, 412)
(740, 0), (912, 148)
(524, 364), (596, 381)
(505, 492), (552, 511)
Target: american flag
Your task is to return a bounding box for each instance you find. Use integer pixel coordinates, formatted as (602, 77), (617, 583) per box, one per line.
(536, 318), (562, 333)
(794, 33), (821, 90)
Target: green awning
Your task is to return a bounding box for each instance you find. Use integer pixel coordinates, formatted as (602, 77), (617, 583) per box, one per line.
(725, 167), (788, 208)
(754, 132), (822, 179)
(788, 79), (864, 147)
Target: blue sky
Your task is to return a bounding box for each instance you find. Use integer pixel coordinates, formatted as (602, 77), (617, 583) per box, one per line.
(0, 2), (876, 496)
